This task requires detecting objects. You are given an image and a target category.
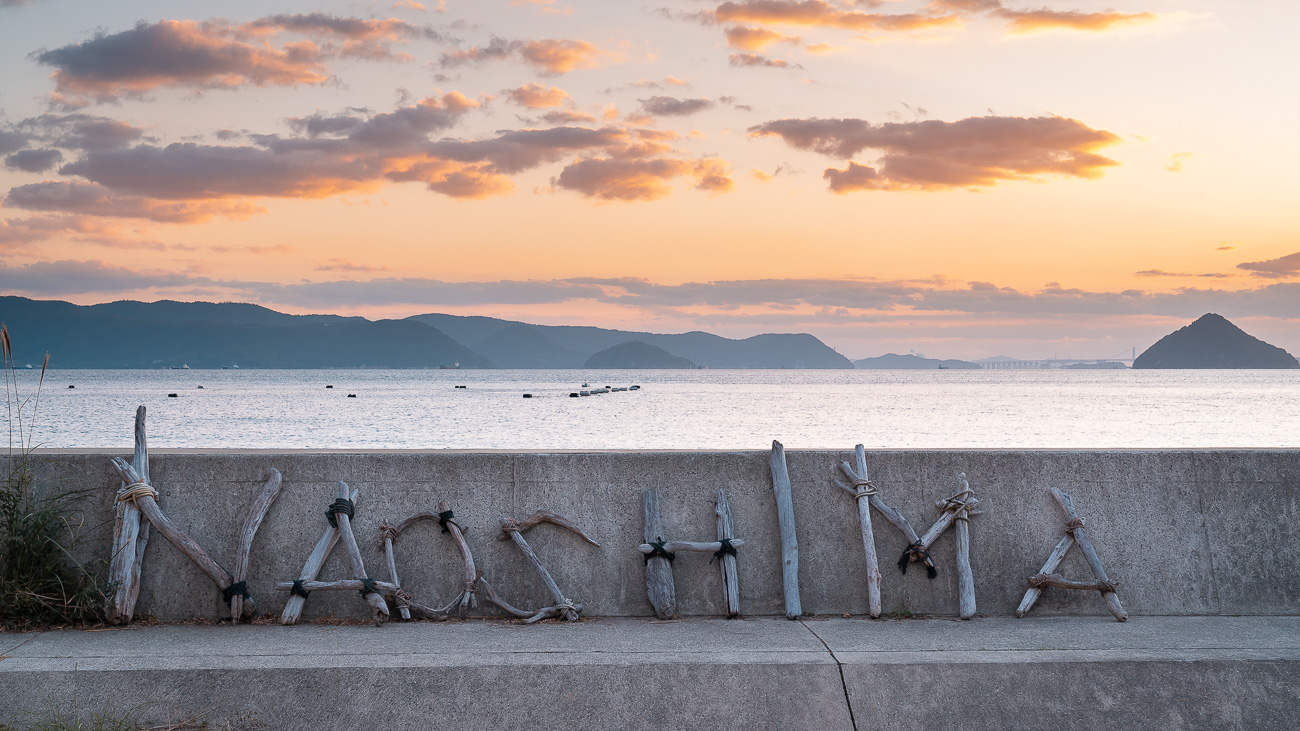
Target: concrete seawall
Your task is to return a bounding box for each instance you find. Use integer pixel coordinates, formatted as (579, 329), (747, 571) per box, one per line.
(28, 449), (1300, 620)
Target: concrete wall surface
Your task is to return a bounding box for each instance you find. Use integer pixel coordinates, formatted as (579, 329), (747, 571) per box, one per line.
(27, 448), (1300, 620)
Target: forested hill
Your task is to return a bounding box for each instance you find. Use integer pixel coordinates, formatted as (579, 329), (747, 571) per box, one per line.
(0, 297), (854, 369)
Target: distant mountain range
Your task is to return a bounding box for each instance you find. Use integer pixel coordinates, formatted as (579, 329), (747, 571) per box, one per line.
(852, 353), (980, 370)
(1134, 313), (1299, 369)
(0, 297), (854, 370)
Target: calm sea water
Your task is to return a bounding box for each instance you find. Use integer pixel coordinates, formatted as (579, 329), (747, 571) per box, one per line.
(5, 369), (1300, 450)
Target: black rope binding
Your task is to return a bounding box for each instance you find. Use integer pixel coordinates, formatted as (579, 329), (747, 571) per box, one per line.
(438, 509), (456, 534)
(222, 580), (250, 605)
(290, 579), (311, 599)
(325, 498), (355, 528)
(898, 543), (938, 579)
(644, 538), (675, 564)
(711, 537), (738, 564)
(359, 577), (379, 597)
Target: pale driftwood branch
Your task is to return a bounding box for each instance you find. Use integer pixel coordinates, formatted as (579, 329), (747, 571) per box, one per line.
(230, 469), (283, 623)
(478, 578), (583, 624)
(715, 490), (740, 618)
(497, 512), (597, 622)
(1026, 573), (1119, 592)
(496, 511), (600, 547)
(837, 461), (933, 576)
(109, 458), (236, 598)
(831, 446), (882, 617)
(332, 481), (389, 625)
(642, 488), (677, 619)
(1051, 488), (1128, 622)
(279, 485), (359, 625)
(769, 440), (801, 619)
(637, 539), (747, 554)
(953, 474), (976, 620)
(1016, 533), (1074, 617)
(106, 405), (149, 625)
(276, 579), (401, 593)
(379, 500), (479, 620)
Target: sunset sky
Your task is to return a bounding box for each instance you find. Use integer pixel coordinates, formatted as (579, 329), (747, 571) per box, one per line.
(1, 0), (1297, 359)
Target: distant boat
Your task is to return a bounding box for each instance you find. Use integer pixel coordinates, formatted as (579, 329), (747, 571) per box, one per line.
(221, 364), (240, 370)
(440, 362), (461, 370)
(938, 365), (949, 370)
(23, 363), (32, 369)
(169, 364), (190, 370)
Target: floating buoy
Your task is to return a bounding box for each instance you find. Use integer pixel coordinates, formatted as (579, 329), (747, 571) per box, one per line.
(326, 385), (333, 389)
(167, 393), (178, 398)
(455, 385), (467, 389)
(523, 393), (533, 398)
(197, 386), (204, 389)
(629, 385), (641, 391)
(68, 385), (75, 389)
(347, 394), (357, 398)
(569, 392), (579, 398)
(580, 391), (590, 396)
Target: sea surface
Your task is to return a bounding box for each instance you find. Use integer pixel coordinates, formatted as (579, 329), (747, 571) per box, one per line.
(5, 368), (1300, 450)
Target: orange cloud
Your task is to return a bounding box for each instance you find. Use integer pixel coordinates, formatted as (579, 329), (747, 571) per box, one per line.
(725, 25), (800, 51)
(504, 83), (572, 109)
(553, 156), (734, 201)
(442, 37), (612, 76)
(715, 1), (959, 33)
(751, 115), (1121, 191)
(729, 52), (801, 69)
(34, 14), (444, 104)
(6, 181), (264, 222)
(518, 39), (609, 74)
(996, 8), (1155, 33)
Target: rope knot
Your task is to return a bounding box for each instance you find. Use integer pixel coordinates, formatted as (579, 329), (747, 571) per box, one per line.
(438, 509), (458, 534)
(898, 542), (938, 579)
(1065, 516), (1086, 532)
(359, 577), (379, 598)
(117, 481), (158, 504)
(290, 579), (311, 599)
(393, 588), (414, 610)
(222, 581), (250, 605)
(1027, 573), (1051, 588)
(325, 498), (355, 528)
(711, 537), (738, 563)
(376, 521), (402, 546)
(1096, 579), (1119, 594)
(500, 518), (523, 535)
(850, 478), (878, 499)
(645, 538), (675, 564)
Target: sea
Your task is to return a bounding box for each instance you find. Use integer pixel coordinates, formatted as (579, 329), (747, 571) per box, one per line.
(5, 368), (1300, 450)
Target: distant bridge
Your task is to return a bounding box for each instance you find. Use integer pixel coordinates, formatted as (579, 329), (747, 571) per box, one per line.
(975, 348), (1136, 370)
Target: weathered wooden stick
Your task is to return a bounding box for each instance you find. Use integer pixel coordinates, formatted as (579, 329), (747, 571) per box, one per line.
(836, 462), (934, 575)
(276, 579), (401, 593)
(502, 521), (578, 622)
(279, 485), (359, 625)
(715, 490), (740, 618)
(953, 474), (976, 620)
(854, 446), (882, 618)
(381, 501), (479, 619)
(229, 469), (283, 623)
(1052, 488), (1128, 622)
(636, 538), (746, 554)
(478, 577), (583, 624)
(107, 405), (149, 625)
(769, 440), (801, 619)
(331, 481), (389, 625)
(642, 489), (676, 619)
(494, 511), (599, 545)
(1015, 533), (1074, 617)
(109, 458), (238, 601)
(380, 526), (407, 620)
(1026, 573), (1119, 592)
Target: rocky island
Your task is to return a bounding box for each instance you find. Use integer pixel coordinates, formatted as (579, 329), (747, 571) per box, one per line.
(1133, 313), (1299, 369)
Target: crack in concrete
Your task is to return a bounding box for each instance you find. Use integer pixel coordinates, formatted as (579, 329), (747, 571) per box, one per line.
(799, 620), (858, 731)
(0, 634), (38, 658)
